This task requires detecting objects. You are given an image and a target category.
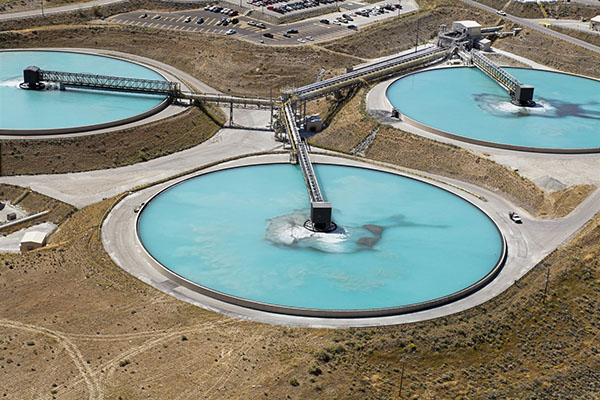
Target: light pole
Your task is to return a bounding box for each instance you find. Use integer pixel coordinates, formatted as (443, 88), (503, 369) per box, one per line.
(414, 17), (420, 53)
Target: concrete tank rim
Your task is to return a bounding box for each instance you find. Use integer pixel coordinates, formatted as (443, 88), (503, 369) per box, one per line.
(0, 48), (189, 138)
(383, 65), (600, 155)
(130, 155), (508, 321)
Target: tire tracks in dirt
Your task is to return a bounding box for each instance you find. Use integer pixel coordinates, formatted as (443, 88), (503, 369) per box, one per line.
(0, 318), (103, 400)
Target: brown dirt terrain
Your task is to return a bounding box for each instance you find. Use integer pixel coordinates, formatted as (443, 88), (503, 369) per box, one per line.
(475, 0), (600, 19)
(323, 0), (499, 59)
(1, 0), (88, 13)
(539, 184), (597, 219)
(0, 25), (362, 97)
(551, 24), (600, 48)
(0, 0), (200, 25)
(1, 2), (599, 397)
(494, 26), (600, 79)
(1, 106), (222, 175)
(0, 183), (75, 235)
(0, 192), (598, 399)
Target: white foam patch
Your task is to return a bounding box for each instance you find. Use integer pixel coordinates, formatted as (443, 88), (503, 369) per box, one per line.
(0, 77), (22, 87)
(265, 211), (351, 253)
(477, 94), (555, 117)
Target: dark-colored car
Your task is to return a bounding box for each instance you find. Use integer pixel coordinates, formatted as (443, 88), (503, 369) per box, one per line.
(263, 32), (274, 38)
(286, 28), (299, 34)
(320, 19), (329, 24)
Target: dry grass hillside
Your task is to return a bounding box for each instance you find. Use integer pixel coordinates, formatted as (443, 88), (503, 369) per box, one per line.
(494, 26), (600, 79)
(0, 183), (75, 234)
(0, 192), (598, 399)
(475, 0), (600, 19)
(0, 25), (362, 97)
(323, 0), (499, 59)
(0, 106), (221, 175)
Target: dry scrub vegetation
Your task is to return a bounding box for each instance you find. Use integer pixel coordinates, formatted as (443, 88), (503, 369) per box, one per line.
(1, 1), (599, 397)
(323, 0), (499, 59)
(0, 25), (361, 97)
(0, 183), (75, 234)
(494, 27), (600, 79)
(1, 106), (221, 175)
(0, 192), (598, 399)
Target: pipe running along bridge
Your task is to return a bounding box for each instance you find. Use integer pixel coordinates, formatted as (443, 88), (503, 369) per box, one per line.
(20, 46), (451, 230)
(458, 49), (535, 106)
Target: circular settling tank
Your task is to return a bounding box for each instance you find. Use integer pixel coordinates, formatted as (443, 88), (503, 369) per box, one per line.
(137, 164), (504, 315)
(0, 50), (167, 133)
(386, 67), (600, 151)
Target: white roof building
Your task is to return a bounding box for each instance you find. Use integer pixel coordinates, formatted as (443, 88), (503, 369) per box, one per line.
(20, 231), (48, 252)
(591, 16), (600, 32)
(452, 21), (482, 37)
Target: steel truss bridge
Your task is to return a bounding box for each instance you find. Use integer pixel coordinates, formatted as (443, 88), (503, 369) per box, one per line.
(23, 46), (451, 229)
(290, 45), (450, 101)
(38, 69), (181, 95)
(460, 49), (535, 106)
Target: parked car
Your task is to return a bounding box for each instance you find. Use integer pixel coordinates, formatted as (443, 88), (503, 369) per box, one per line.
(225, 29), (236, 35)
(152, 14), (161, 19)
(232, 18), (239, 24)
(140, 13), (147, 18)
(320, 19), (329, 24)
(286, 28), (299, 34)
(184, 16), (192, 23)
(305, 35), (313, 41)
(263, 32), (274, 38)
(283, 33), (291, 38)
(348, 24), (357, 30)
(342, 13), (353, 21)
(196, 17), (204, 24)
(256, 22), (266, 29)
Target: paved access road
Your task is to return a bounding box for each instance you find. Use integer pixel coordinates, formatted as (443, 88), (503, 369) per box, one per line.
(0, 0), (125, 21)
(458, 0), (600, 55)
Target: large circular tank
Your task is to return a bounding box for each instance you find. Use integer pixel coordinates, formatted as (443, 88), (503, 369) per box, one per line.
(386, 67), (600, 152)
(0, 50), (169, 135)
(136, 163), (505, 317)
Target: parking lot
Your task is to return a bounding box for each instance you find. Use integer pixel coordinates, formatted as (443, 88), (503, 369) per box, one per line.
(108, 0), (418, 45)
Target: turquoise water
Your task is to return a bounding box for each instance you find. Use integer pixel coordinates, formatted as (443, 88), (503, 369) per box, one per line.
(387, 67), (600, 150)
(138, 164), (503, 311)
(0, 50), (166, 131)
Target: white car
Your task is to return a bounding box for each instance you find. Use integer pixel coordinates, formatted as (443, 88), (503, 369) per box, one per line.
(184, 16), (191, 23)
(297, 38), (306, 43)
(305, 35), (313, 41)
(497, 10), (506, 16)
(509, 212), (522, 224)
(332, 20), (341, 25)
(225, 29), (236, 35)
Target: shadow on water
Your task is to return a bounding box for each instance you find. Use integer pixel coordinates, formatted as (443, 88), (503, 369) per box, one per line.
(264, 211), (447, 255)
(474, 93), (600, 121)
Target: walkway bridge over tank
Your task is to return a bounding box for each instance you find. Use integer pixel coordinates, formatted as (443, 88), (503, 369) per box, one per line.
(459, 50), (535, 106)
(289, 45), (450, 101)
(281, 102), (334, 232)
(20, 45), (452, 231)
